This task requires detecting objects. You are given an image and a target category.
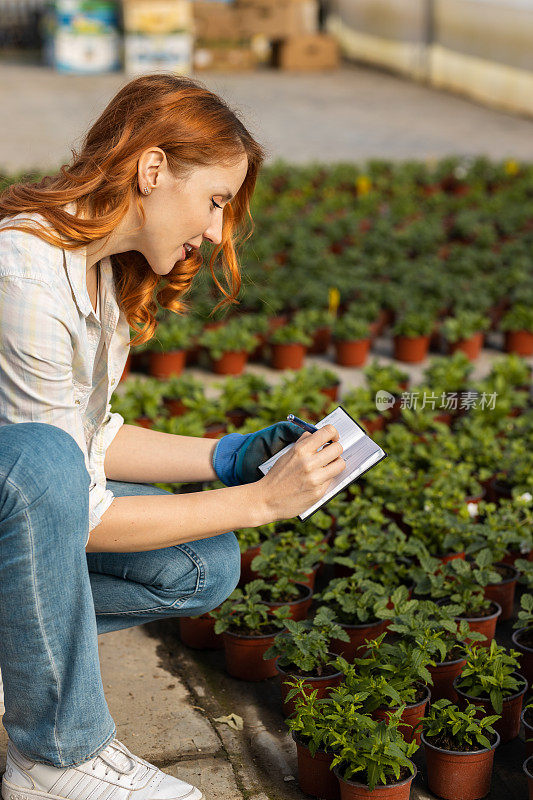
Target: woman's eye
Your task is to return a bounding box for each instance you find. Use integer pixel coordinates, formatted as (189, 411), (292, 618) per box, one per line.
(211, 199), (222, 210)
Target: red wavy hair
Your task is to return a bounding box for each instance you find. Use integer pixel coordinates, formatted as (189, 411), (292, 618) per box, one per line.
(0, 73), (265, 346)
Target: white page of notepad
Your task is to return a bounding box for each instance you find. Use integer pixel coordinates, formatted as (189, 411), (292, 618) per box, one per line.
(258, 406), (386, 520)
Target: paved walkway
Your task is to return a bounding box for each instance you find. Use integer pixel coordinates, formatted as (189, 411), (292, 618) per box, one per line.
(1, 61), (533, 173)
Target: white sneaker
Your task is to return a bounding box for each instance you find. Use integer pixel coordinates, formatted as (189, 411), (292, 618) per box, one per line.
(2, 737), (203, 800)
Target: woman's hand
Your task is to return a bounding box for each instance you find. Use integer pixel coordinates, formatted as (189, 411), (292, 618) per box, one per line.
(256, 424), (345, 522)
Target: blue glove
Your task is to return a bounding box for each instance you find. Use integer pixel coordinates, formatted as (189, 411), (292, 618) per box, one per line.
(213, 421), (303, 486)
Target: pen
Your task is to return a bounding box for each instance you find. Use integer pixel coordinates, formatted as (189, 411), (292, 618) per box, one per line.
(287, 414), (319, 434)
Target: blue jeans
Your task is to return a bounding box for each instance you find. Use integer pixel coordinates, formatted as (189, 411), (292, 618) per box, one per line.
(0, 423), (240, 768)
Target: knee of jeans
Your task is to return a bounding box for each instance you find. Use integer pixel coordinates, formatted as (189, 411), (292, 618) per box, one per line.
(0, 422), (89, 506)
(193, 531), (241, 614)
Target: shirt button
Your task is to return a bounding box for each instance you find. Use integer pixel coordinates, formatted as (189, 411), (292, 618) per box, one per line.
(111, 378), (116, 385)
(75, 399), (81, 404)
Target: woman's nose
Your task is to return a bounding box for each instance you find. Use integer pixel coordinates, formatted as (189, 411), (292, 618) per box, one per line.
(203, 217), (223, 247)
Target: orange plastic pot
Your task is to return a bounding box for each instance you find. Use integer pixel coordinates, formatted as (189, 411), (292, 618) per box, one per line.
(266, 582), (312, 621)
(226, 408), (248, 428)
(484, 563), (518, 621)
(359, 417), (386, 435)
(428, 653), (467, 703)
(422, 731), (499, 800)
(149, 349), (186, 378)
(309, 326), (333, 354)
(203, 422), (227, 439)
(521, 707), (533, 758)
(321, 382), (341, 403)
(371, 685), (430, 744)
(179, 613), (223, 650)
(239, 544), (261, 586)
(278, 657), (343, 717)
(454, 672), (527, 743)
(211, 350), (248, 375)
(512, 628), (533, 691)
(449, 332), (484, 361)
(222, 628), (280, 680)
(455, 602), (501, 647)
(271, 342), (307, 370)
(163, 397), (187, 417)
(330, 618), (385, 661)
(437, 550), (465, 566)
(393, 335), (430, 363)
(293, 733), (340, 800)
(135, 416), (153, 429)
(333, 763), (417, 800)
(334, 338), (371, 367)
(524, 755), (533, 800)
(505, 330), (533, 356)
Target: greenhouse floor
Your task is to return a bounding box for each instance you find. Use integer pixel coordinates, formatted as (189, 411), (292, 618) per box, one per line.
(0, 612), (524, 800)
(3, 60), (533, 173)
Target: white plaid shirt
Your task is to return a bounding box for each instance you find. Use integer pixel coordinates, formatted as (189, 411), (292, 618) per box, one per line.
(0, 205), (130, 543)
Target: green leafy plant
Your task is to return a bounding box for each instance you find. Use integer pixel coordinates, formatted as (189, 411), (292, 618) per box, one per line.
(293, 308), (335, 334)
(423, 352), (474, 393)
(513, 594), (533, 631)
(500, 303), (533, 333)
(251, 531), (327, 584)
(198, 320), (259, 359)
(314, 575), (389, 626)
(149, 315), (201, 352)
(269, 322), (313, 346)
(456, 640), (524, 714)
(333, 315), (370, 341)
(364, 360), (409, 395)
(264, 607), (349, 675)
(419, 699), (499, 751)
(392, 311), (434, 338)
(441, 311), (490, 343)
(209, 581), (290, 636)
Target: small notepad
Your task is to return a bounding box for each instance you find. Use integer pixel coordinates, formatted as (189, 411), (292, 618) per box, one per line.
(258, 406), (387, 521)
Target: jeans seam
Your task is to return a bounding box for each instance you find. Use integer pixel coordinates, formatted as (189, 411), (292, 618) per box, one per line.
(33, 723), (117, 769)
(5, 477), (65, 764)
(94, 544), (206, 616)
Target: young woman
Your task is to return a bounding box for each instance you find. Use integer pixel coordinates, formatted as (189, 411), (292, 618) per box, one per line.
(0, 74), (344, 800)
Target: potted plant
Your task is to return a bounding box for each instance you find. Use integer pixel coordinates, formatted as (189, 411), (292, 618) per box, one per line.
(314, 575), (389, 660)
(111, 376), (166, 428)
(216, 374), (264, 428)
(293, 308), (336, 354)
(198, 319), (259, 375)
(251, 530), (328, 591)
(332, 317), (372, 367)
(268, 322), (312, 370)
(284, 683), (344, 800)
(265, 607), (349, 716)
(341, 387), (385, 434)
(160, 373), (205, 417)
(235, 523), (277, 585)
(500, 303), (533, 356)
(419, 699), (500, 800)
(453, 640), (527, 743)
(423, 351), (474, 396)
(337, 633), (431, 744)
(423, 550), (503, 646)
(293, 364), (341, 403)
(210, 583), (290, 680)
(148, 315), (200, 377)
(178, 608), (224, 651)
(440, 310), (490, 361)
(392, 311), (435, 363)
(249, 576), (313, 621)
(330, 706), (418, 800)
(512, 593), (533, 690)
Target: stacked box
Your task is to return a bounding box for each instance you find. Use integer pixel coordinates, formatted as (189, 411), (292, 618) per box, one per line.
(272, 32), (339, 70)
(43, 0), (120, 73)
(123, 0), (193, 74)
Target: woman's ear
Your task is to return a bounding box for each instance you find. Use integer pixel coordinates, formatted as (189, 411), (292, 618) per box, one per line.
(137, 147), (166, 192)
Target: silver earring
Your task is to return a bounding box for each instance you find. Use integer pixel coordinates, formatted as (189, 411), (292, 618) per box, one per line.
(143, 187), (151, 195)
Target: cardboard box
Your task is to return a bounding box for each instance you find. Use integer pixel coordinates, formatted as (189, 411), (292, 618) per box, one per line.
(122, 0), (192, 34)
(193, 0), (317, 43)
(193, 42), (258, 70)
(192, 2), (248, 42)
(124, 31), (193, 73)
(273, 33), (339, 70)
(238, 0), (318, 39)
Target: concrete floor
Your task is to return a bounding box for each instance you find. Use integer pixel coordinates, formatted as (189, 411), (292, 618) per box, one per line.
(2, 60), (533, 173)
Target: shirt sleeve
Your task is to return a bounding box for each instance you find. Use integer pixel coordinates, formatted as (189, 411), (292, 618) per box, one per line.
(0, 275), (107, 544)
